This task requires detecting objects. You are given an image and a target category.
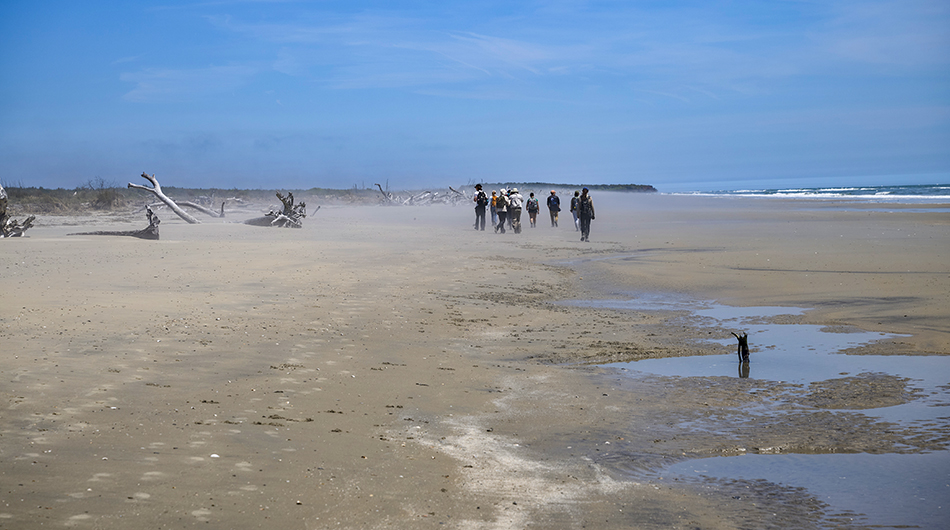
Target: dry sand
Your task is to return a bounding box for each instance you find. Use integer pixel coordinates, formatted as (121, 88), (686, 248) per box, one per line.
(2, 193), (948, 529)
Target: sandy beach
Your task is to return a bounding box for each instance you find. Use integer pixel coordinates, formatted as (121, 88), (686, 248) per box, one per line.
(2, 192), (949, 529)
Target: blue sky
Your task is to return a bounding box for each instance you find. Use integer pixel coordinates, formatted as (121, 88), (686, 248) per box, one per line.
(1, 1), (948, 192)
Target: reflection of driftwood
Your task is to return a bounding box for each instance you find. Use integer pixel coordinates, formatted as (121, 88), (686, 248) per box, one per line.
(68, 207), (160, 240)
(128, 173), (200, 224)
(1, 183), (35, 238)
(732, 332), (750, 362)
(179, 201), (226, 218)
(244, 192), (309, 228)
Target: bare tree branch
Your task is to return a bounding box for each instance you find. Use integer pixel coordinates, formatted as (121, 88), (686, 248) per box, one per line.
(128, 173), (200, 224)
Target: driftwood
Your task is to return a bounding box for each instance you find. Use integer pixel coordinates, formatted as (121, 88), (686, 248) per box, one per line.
(244, 192), (309, 228)
(374, 184), (469, 206)
(375, 183), (396, 204)
(68, 206), (160, 240)
(179, 201), (226, 218)
(128, 173), (200, 224)
(732, 332), (750, 362)
(1, 183), (35, 238)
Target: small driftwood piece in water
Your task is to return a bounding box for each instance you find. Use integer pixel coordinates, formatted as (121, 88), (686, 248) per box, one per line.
(128, 172), (200, 224)
(1, 183), (35, 238)
(731, 332), (750, 362)
(244, 192), (308, 228)
(68, 206), (161, 240)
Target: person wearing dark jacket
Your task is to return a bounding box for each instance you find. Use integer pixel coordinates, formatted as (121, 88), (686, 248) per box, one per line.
(546, 190), (560, 227)
(570, 190), (580, 231)
(577, 187), (595, 242)
(472, 184), (488, 230)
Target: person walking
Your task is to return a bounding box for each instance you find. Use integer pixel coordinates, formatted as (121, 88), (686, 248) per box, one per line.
(494, 188), (509, 234)
(570, 190), (580, 231)
(577, 187), (595, 242)
(489, 191), (498, 226)
(508, 188), (523, 234)
(525, 192), (539, 227)
(546, 190), (560, 227)
(472, 184), (488, 231)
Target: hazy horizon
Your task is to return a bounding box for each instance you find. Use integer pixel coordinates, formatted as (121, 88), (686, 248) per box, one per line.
(2, 1), (948, 193)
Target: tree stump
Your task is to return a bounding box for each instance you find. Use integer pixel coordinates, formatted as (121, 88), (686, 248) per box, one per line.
(732, 332), (750, 362)
(0, 183), (35, 238)
(244, 192), (308, 228)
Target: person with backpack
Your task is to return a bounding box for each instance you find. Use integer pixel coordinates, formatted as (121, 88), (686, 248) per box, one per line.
(525, 192), (540, 227)
(508, 188), (524, 234)
(577, 187), (595, 242)
(472, 184), (488, 231)
(494, 188), (509, 234)
(570, 190), (581, 231)
(546, 190), (561, 227)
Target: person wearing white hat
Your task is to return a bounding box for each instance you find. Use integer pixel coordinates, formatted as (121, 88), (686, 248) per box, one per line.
(472, 184), (488, 231)
(508, 188), (524, 234)
(494, 189), (509, 233)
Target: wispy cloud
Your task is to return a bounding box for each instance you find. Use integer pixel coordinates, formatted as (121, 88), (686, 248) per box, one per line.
(121, 64), (259, 102)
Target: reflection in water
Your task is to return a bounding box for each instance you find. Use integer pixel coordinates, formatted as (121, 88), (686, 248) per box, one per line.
(564, 293), (950, 529)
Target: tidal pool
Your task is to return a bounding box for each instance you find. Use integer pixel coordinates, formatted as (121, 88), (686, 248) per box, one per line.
(567, 294), (950, 528)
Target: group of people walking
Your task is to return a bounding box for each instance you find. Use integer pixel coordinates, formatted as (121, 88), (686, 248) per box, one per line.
(473, 185), (595, 241)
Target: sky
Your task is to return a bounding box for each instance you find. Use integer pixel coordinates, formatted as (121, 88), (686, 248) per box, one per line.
(1, 1), (948, 192)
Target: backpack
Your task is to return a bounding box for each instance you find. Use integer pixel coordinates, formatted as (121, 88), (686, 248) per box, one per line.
(476, 190), (488, 207)
(526, 198), (539, 212)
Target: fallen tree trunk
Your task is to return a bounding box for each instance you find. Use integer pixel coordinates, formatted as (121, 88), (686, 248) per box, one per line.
(128, 173), (200, 224)
(244, 192), (310, 228)
(0, 183), (35, 238)
(68, 206), (161, 240)
(179, 200), (226, 218)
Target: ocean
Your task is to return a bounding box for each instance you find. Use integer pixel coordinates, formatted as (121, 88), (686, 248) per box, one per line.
(670, 183), (950, 203)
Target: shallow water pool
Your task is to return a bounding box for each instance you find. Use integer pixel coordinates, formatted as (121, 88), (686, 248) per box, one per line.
(566, 294), (950, 528)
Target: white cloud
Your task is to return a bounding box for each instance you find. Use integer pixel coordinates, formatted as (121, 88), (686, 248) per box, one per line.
(121, 64), (259, 102)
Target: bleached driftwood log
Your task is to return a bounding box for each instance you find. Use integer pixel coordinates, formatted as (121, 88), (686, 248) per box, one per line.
(68, 206), (161, 240)
(179, 201), (226, 218)
(244, 192), (309, 228)
(128, 173), (200, 224)
(0, 183), (35, 238)
(375, 183), (396, 204)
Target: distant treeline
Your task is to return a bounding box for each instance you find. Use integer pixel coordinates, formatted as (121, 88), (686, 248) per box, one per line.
(0, 180), (384, 214)
(482, 183), (657, 193)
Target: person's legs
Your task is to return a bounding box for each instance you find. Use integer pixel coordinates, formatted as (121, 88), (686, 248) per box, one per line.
(580, 216), (591, 241)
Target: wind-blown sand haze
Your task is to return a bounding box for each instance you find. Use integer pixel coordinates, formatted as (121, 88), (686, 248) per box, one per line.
(2, 193), (948, 528)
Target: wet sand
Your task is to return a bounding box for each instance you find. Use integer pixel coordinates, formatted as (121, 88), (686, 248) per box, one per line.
(2, 193), (948, 529)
